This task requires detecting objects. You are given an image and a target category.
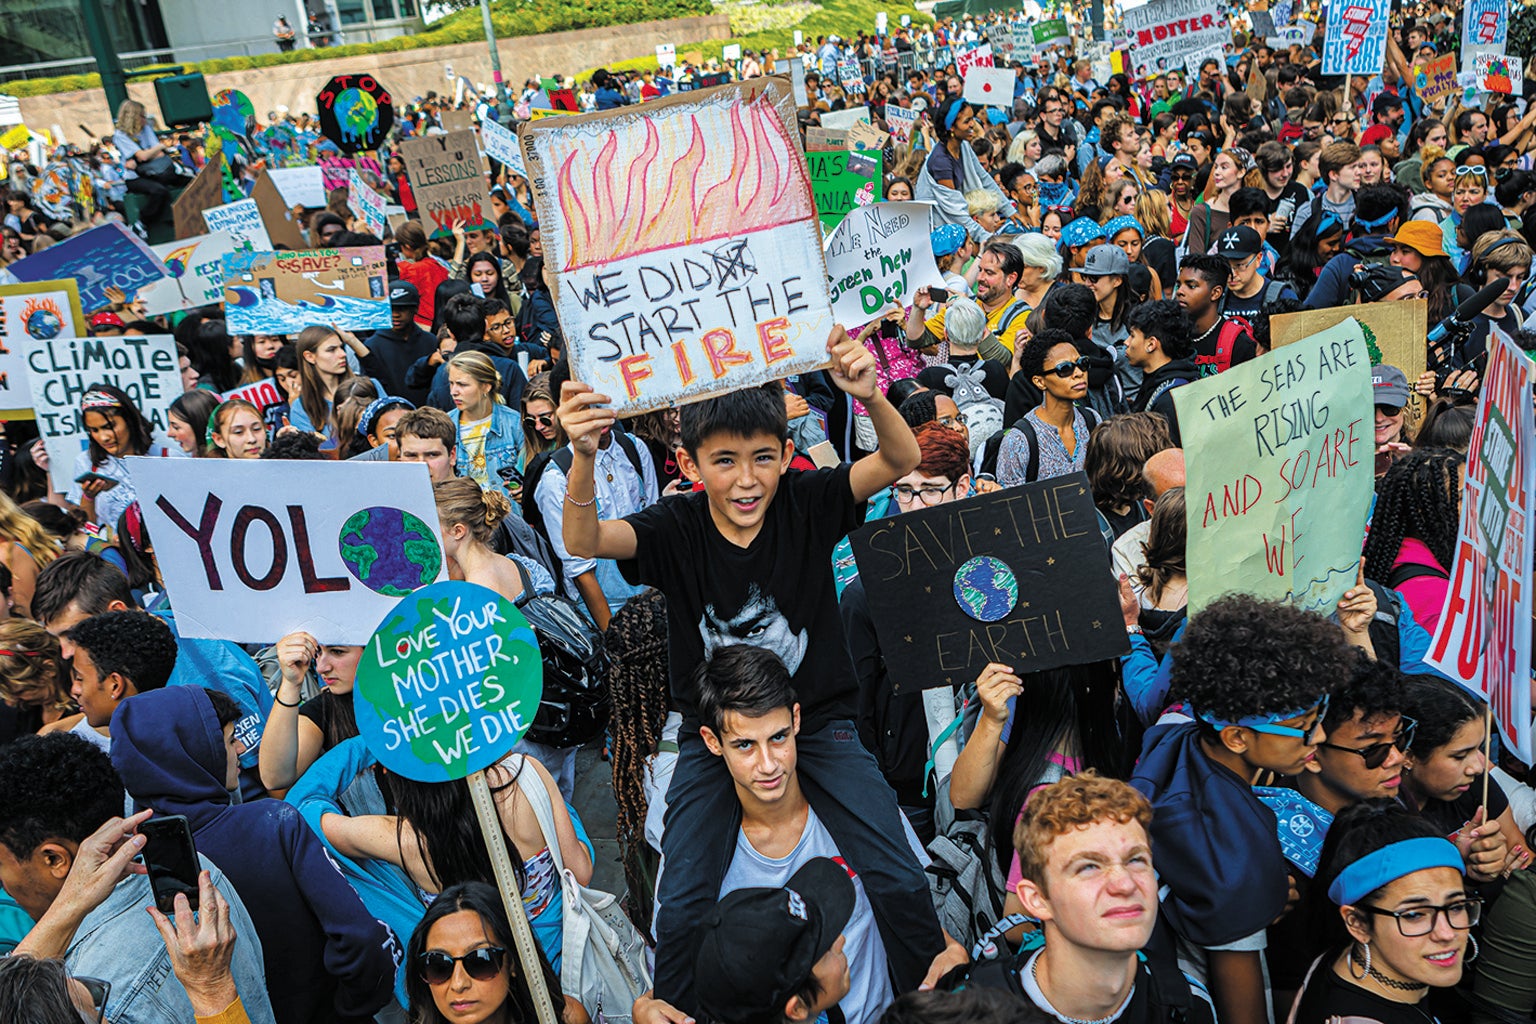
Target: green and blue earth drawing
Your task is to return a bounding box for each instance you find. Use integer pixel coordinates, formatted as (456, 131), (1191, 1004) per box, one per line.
(953, 555), (1020, 622)
(337, 506), (442, 596)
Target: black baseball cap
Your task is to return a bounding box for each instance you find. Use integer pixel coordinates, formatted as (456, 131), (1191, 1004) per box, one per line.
(1170, 153), (1198, 173)
(388, 280), (420, 309)
(1215, 225), (1264, 259)
(694, 858), (856, 1022)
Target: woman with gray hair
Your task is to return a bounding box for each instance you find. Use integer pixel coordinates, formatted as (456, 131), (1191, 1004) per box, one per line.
(1013, 233), (1063, 317)
(917, 296), (1010, 462)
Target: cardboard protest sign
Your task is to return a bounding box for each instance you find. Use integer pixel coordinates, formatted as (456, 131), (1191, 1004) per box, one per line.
(846, 119), (890, 153)
(964, 66), (1016, 106)
(1415, 53), (1459, 106)
(886, 105), (919, 142)
(820, 108), (872, 132)
(824, 202), (943, 327)
(805, 127), (848, 151)
(1460, 0), (1508, 71)
(222, 248), (391, 335)
(202, 199), (273, 251)
(353, 580), (542, 783)
(1033, 18), (1071, 48)
(267, 166), (328, 209)
(848, 474), (1130, 691)
(5, 222), (167, 315)
(348, 169), (388, 237)
(1270, 299), (1428, 427)
(442, 109), (474, 134)
(250, 171), (308, 249)
(26, 335), (180, 490)
(0, 280), (85, 417)
(138, 231), (243, 316)
(1427, 327), (1534, 763)
(316, 74), (394, 153)
(173, 160), (227, 240)
(836, 60), (867, 95)
(1121, 0), (1228, 78)
(808, 149), (882, 229)
(1475, 53), (1522, 94)
(480, 117), (528, 178)
(400, 130), (494, 239)
(1322, 0), (1389, 76)
(130, 459), (445, 644)
(1175, 320), (1375, 616)
(520, 78), (837, 412)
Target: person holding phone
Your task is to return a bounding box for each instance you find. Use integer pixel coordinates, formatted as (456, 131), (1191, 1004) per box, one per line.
(66, 386), (183, 528)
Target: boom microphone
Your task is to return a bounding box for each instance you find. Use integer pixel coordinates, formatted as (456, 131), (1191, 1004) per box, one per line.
(1427, 276), (1508, 347)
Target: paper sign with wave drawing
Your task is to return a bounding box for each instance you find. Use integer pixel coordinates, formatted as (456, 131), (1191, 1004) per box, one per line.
(520, 78), (836, 412)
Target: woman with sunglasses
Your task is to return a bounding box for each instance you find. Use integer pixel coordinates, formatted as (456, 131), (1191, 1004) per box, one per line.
(996, 328), (1094, 486)
(406, 881), (583, 1024)
(519, 372), (559, 473)
(1396, 677), (1526, 883)
(1292, 800), (1476, 1024)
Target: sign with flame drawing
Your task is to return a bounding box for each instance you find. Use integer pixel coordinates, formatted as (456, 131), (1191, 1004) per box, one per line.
(519, 78), (837, 413)
(0, 280), (86, 418)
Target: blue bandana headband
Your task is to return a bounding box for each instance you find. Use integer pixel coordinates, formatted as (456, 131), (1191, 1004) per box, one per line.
(1195, 692), (1327, 734)
(1355, 209), (1398, 231)
(1327, 838), (1464, 906)
(357, 396), (416, 439)
(944, 101), (965, 131)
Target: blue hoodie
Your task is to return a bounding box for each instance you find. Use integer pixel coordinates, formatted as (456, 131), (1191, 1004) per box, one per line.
(1129, 720), (1290, 948)
(111, 687), (399, 1024)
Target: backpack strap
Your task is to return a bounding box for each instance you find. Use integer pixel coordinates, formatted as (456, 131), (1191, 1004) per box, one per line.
(1262, 278), (1287, 309)
(1215, 320), (1244, 374)
(509, 555), (535, 609)
(1386, 562), (1450, 588)
(1011, 416), (1040, 483)
(555, 430), (645, 481)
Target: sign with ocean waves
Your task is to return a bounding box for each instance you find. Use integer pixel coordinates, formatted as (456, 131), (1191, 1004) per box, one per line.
(221, 247), (391, 335)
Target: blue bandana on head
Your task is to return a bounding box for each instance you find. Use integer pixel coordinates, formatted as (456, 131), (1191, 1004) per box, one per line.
(1103, 215), (1144, 239)
(931, 222), (968, 257)
(1062, 216), (1106, 249)
(1039, 181), (1074, 211)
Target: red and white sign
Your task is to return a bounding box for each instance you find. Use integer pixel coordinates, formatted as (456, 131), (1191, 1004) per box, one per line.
(1427, 327), (1534, 763)
(963, 67), (1016, 107)
(955, 43), (995, 79)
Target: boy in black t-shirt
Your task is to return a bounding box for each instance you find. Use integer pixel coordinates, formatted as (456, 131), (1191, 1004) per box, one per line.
(558, 327), (960, 1017)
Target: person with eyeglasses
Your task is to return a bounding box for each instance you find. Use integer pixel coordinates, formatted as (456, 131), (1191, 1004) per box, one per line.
(996, 328), (1098, 486)
(1292, 800), (1478, 1024)
(1130, 594), (1359, 1024)
(404, 881), (583, 1024)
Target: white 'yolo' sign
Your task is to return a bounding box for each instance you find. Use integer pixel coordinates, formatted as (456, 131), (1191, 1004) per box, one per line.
(521, 79), (835, 412)
(130, 459), (446, 644)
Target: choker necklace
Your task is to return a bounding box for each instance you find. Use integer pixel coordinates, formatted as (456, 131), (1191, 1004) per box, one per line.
(1350, 950), (1428, 992)
(1030, 956), (1123, 1024)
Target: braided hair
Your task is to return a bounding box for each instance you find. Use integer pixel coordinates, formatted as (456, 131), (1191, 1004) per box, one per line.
(1362, 448), (1465, 585)
(603, 588), (670, 934)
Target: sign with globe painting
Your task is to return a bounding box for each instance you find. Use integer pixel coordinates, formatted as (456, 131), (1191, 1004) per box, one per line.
(0, 279), (85, 417)
(128, 458), (445, 644)
(848, 472), (1129, 691)
(354, 581), (544, 783)
(316, 74), (395, 154)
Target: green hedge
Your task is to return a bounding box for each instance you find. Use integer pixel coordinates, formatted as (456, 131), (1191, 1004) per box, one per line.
(1, 0), (715, 97)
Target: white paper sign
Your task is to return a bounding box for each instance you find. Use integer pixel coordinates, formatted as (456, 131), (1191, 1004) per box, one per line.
(723, 43), (742, 61)
(480, 116), (527, 178)
(790, 60), (809, 107)
(821, 107), (873, 131)
(886, 104), (919, 141)
(955, 43), (995, 78)
(201, 199), (273, 252)
(267, 166), (327, 208)
(131, 459), (446, 644)
(26, 335), (181, 490)
(0, 281), (84, 414)
(656, 43), (676, 69)
(348, 169), (389, 237)
(963, 66), (1016, 107)
(824, 202), (943, 326)
(138, 231), (243, 316)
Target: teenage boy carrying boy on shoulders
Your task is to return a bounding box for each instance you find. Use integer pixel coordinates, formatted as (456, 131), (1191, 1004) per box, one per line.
(558, 327), (962, 1018)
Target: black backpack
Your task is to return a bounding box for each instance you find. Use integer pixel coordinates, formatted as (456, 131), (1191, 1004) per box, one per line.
(507, 558), (612, 749)
(520, 427), (647, 547)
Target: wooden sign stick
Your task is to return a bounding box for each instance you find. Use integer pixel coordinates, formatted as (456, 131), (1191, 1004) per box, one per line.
(467, 769), (559, 1024)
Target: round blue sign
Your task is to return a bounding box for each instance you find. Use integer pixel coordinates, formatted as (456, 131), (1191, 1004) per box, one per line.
(353, 581), (543, 783)
(953, 555), (1020, 622)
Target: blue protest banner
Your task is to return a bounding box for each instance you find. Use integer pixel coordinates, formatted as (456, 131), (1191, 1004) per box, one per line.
(1322, 0), (1389, 76)
(4, 222), (168, 315)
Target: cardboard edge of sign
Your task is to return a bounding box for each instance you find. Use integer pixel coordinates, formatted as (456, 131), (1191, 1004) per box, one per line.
(514, 75), (838, 412)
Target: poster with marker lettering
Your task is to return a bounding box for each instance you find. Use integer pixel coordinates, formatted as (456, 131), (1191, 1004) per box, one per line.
(1426, 327), (1533, 763)
(519, 78), (836, 413)
(1174, 320), (1375, 616)
(1120, 0), (1229, 80)
(0, 280), (86, 418)
(848, 474), (1128, 692)
(1322, 0), (1390, 76)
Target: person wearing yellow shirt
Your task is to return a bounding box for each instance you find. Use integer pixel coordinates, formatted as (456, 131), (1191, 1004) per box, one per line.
(905, 240), (1030, 362)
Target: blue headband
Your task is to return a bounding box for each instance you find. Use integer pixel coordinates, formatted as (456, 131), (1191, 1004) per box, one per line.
(1316, 213), (1342, 237)
(1355, 208), (1398, 231)
(1195, 692), (1328, 736)
(1327, 838), (1464, 906)
(357, 396), (416, 438)
(945, 102), (966, 131)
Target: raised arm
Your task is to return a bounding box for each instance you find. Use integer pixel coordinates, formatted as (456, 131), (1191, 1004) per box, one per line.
(829, 325), (920, 501)
(556, 381), (639, 561)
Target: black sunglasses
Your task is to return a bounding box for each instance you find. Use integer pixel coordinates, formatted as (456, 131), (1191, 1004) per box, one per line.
(524, 413), (553, 429)
(77, 976), (111, 1023)
(418, 947), (507, 985)
(1319, 716), (1417, 769)
(1048, 357), (1091, 377)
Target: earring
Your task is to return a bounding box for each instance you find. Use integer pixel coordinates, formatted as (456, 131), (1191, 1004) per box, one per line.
(1350, 941), (1371, 980)
(1468, 934), (1480, 963)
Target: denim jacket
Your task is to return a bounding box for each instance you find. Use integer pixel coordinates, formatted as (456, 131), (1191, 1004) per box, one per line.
(451, 403), (525, 502)
(65, 859), (277, 1024)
